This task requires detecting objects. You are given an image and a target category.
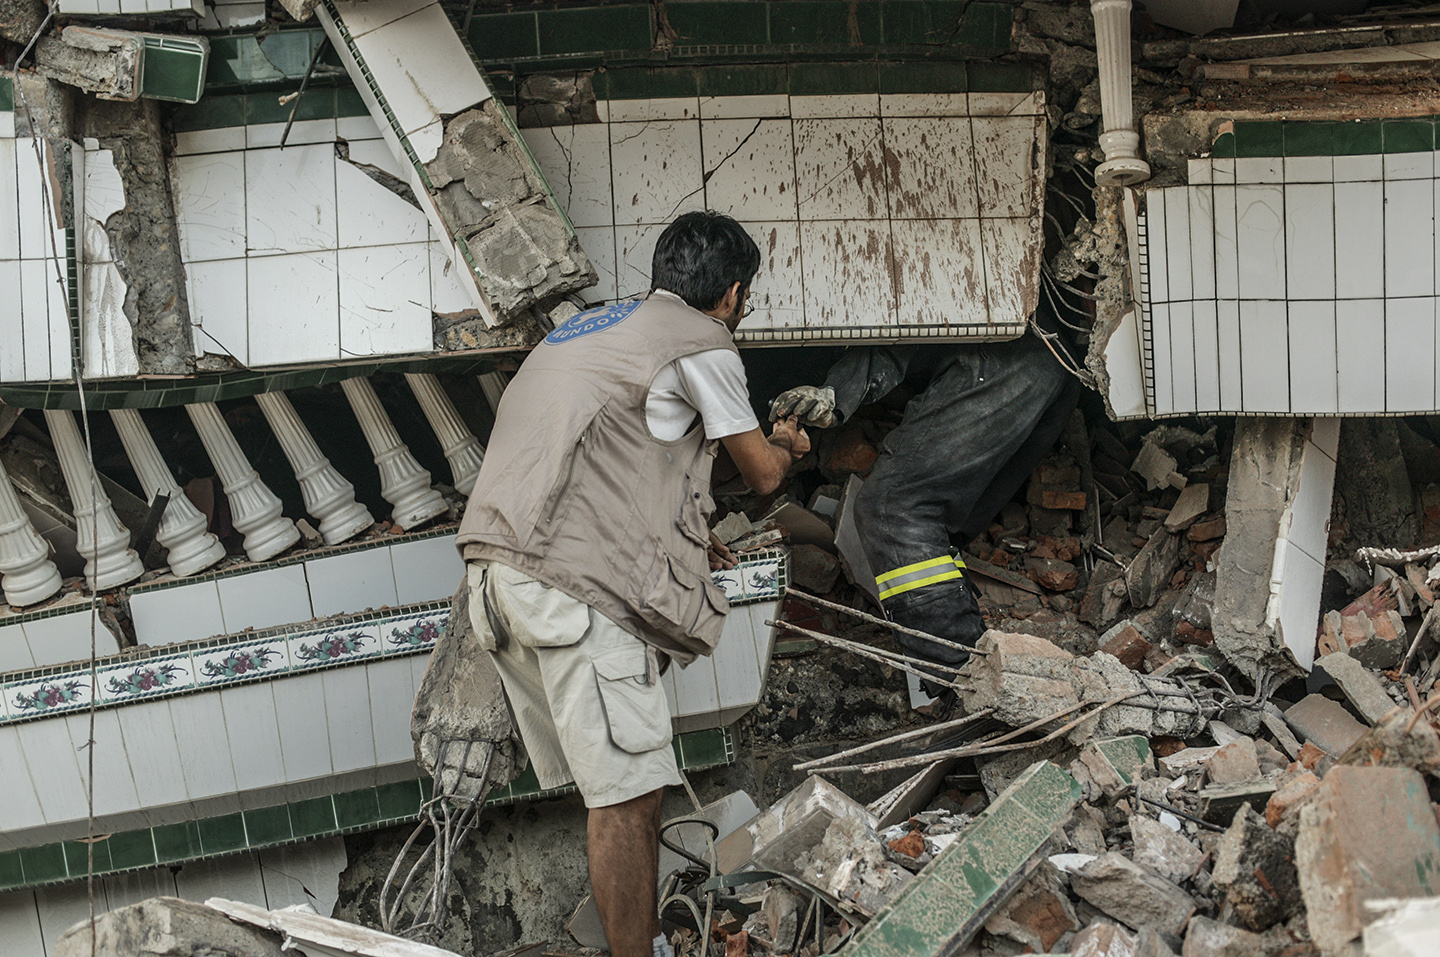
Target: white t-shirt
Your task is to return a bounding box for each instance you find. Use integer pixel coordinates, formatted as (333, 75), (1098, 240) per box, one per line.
(647, 348), (759, 441)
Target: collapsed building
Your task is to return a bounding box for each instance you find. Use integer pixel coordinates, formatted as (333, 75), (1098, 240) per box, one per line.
(1, 0), (1440, 955)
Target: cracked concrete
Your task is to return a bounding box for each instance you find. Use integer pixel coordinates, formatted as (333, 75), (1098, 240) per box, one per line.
(35, 27), (145, 102)
(0, 0), (44, 44)
(82, 98), (195, 376)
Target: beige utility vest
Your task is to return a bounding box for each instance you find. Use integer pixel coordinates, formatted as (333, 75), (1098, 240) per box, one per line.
(456, 292), (736, 665)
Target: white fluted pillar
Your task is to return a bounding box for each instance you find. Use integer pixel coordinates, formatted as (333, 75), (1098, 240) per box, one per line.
(340, 377), (447, 530)
(404, 373), (485, 496)
(254, 391), (374, 545)
(1090, 0), (1150, 186)
(0, 458), (62, 607)
(477, 370), (510, 415)
(43, 409), (145, 590)
(185, 402), (300, 562)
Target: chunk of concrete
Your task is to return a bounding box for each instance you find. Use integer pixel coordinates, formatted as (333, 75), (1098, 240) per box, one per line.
(1079, 735), (1153, 798)
(1071, 852), (1197, 937)
(1180, 916), (1282, 957)
(35, 27), (144, 101)
(1205, 738), (1261, 785)
(982, 860), (1080, 952)
(1213, 804), (1303, 931)
(53, 897), (286, 957)
(1337, 706), (1440, 774)
(1362, 896), (1440, 957)
(1070, 921), (1139, 956)
(1264, 770), (1319, 828)
(747, 776), (877, 876)
(1285, 693), (1369, 755)
(845, 761), (1081, 957)
(1164, 483), (1210, 531)
(1314, 653), (1402, 725)
(1131, 814), (1205, 883)
(1126, 527), (1184, 609)
(1296, 766), (1440, 954)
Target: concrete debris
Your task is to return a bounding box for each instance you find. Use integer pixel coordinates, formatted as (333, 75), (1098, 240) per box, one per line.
(1285, 693), (1369, 757)
(1265, 769), (1320, 828)
(1362, 896), (1440, 957)
(981, 860), (1080, 952)
(1212, 804), (1303, 931)
(1179, 916), (1282, 957)
(1132, 440), (1184, 492)
(1125, 528), (1184, 610)
(1296, 767), (1440, 955)
(35, 27), (144, 101)
(1318, 610), (1406, 670)
(1077, 735), (1153, 799)
(1314, 652), (1404, 725)
(53, 897), (288, 957)
(0, 0), (45, 44)
(207, 897), (462, 957)
(747, 776), (878, 878)
(712, 510), (756, 545)
(1163, 484), (1209, 531)
(1337, 707), (1440, 774)
(789, 543), (841, 594)
(1131, 814), (1205, 883)
(1204, 737), (1261, 785)
(1071, 852), (1197, 937)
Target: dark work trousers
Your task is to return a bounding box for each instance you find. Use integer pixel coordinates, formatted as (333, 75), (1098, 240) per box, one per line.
(852, 334), (1080, 685)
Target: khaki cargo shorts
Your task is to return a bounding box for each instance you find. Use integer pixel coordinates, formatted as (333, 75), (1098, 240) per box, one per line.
(466, 561), (682, 808)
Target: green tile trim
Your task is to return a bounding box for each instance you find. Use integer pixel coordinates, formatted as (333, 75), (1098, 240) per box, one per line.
(1208, 118), (1440, 158)
(771, 1), (882, 46)
(1283, 120), (1334, 157)
(878, 60), (966, 94)
(1233, 120), (1284, 157)
(0, 74), (12, 112)
(1210, 130), (1235, 158)
(470, 10), (541, 60)
(539, 4), (652, 57)
(789, 60), (879, 96)
(142, 36), (209, 105)
(1333, 119), (1383, 155)
(0, 729), (735, 892)
(668, 2), (770, 47)
(881, 0), (969, 46)
(1384, 118), (1434, 154)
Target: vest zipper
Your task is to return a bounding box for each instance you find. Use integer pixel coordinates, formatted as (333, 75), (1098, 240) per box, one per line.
(545, 429), (587, 525)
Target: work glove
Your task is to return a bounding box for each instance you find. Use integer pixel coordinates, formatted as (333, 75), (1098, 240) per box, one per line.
(768, 385), (838, 429)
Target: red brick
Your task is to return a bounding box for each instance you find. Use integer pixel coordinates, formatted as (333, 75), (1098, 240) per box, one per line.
(822, 426), (878, 475)
(1266, 771), (1319, 828)
(1100, 625), (1152, 670)
(1029, 558), (1079, 592)
(1040, 490), (1087, 511)
(1297, 742), (1327, 771)
(888, 830), (925, 858)
(1187, 516), (1227, 542)
(1174, 620), (1215, 646)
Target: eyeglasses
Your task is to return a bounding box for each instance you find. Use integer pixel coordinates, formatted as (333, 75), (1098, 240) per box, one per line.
(740, 288), (755, 318)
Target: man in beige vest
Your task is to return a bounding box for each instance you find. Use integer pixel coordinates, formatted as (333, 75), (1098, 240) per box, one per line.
(457, 211), (808, 957)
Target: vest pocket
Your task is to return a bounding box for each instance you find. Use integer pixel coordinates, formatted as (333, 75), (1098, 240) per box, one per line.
(639, 551), (729, 651)
(676, 474), (714, 547)
(592, 645), (671, 754)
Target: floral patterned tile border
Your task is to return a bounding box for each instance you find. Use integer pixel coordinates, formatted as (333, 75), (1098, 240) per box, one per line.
(0, 602), (449, 725)
(711, 547), (789, 607)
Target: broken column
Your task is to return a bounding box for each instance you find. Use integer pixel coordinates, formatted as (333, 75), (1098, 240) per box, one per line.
(185, 402), (300, 562)
(1088, 0), (1150, 186)
(109, 408), (226, 577)
(404, 373), (485, 496)
(43, 409), (145, 589)
(340, 376), (446, 530)
(316, 0), (595, 327)
(478, 370), (510, 414)
(0, 457), (63, 606)
(254, 391), (374, 547)
(1213, 418), (1337, 677)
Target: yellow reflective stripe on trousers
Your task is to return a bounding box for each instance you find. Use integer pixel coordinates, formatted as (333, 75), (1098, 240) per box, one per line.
(876, 555), (965, 601)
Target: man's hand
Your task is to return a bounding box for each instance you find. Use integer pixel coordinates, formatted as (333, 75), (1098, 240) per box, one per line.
(769, 385), (837, 429)
(769, 415), (811, 461)
(707, 531), (736, 571)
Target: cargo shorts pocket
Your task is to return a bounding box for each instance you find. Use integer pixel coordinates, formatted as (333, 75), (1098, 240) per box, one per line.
(592, 645), (671, 755)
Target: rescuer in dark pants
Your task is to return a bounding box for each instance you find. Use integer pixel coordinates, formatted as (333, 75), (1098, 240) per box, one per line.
(770, 325), (1081, 693)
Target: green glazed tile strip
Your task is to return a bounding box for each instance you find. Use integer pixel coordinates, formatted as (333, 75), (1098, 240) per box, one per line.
(0, 729), (733, 891)
(0, 74), (13, 112)
(1213, 118), (1440, 158)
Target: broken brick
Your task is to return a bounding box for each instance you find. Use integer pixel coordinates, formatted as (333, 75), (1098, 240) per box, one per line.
(1265, 771), (1319, 828)
(821, 426), (879, 476)
(1173, 620), (1214, 646)
(1099, 624), (1152, 670)
(1205, 738), (1262, 786)
(1186, 516), (1226, 542)
(1295, 742), (1328, 772)
(1041, 489), (1088, 511)
(1071, 852), (1196, 937)
(1029, 557), (1079, 591)
(887, 830), (925, 859)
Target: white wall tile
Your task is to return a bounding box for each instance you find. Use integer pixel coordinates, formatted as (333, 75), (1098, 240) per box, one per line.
(337, 114), (384, 142)
(16, 142), (65, 261)
(889, 218), (986, 328)
(245, 144), (337, 256)
(18, 259), (54, 381)
(712, 606), (762, 711)
(34, 883), (101, 956)
(366, 656), (417, 767)
(117, 698), (188, 810)
(745, 220), (806, 329)
(1284, 182), (1335, 300)
(1284, 155), (1332, 183)
(1284, 441), (1337, 566)
(968, 90), (1045, 116)
(174, 127), (248, 157)
(70, 709), (141, 817)
(322, 664), (376, 773)
(172, 853), (267, 909)
(1385, 149), (1433, 181)
(0, 726), (45, 832)
(971, 116), (1042, 219)
(1188, 159), (1212, 185)
(793, 117), (886, 220)
(1235, 157), (1283, 184)
(882, 116), (978, 219)
(217, 563), (313, 633)
(307, 547), (400, 617)
(188, 258), (249, 364)
(338, 243), (433, 357)
(1187, 186), (1216, 301)
(1311, 418), (1341, 460)
(800, 220), (895, 327)
(1240, 300), (1290, 413)
(606, 97), (700, 123)
(427, 241), (474, 314)
(880, 92), (968, 117)
(610, 120), (704, 225)
(214, 0), (264, 27)
(520, 123), (614, 228)
(349, 3), (489, 137)
(699, 94), (790, 119)
(219, 681), (286, 790)
(390, 533), (463, 605)
(573, 225), (618, 303)
(789, 94), (878, 118)
(1149, 302), (1172, 416)
(246, 118), (337, 151)
(1213, 184), (1238, 300)
(1385, 296), (1436, 412)
(1235, 185), (1286, 300)
(1192, 299), (1220, 412)
(1336, 298), (1387, 413)
(258, 838), (347, 916)
(271, 671), (333, 782)
(1334, 180), (1384, 299)
(1163, 187), (1192, 302)
(0, 622), (32, 673)
(329, 0), (434, 38)
(21, 715), (89, 823)
(130, 582), (227, 646)
(46, 261), (72, 382)
(0, 139), (20, 261)
(1287, 300), (1338, 414)
(1145, 197), (1168, 304)
(83, 148), (125, 224)
(702, 118), (798, 221)
(23, 611), (119, 669)
(616, 221), (673, 300)
(0, 887), (46, 957)
(1333, 152), (1382, 183)
(1385, 177), (1435, 299)
(672, 654), (720, 719)
(247, 251), (340, 366)
(335, 140), (430, 248)
(169, 692), (238, 800)
(980, 217), (1040, 325)
(1218, 299), (1242, 411)
(1168, 301), (1196, 413)
(0, 261), (24, 382)
(1274, 538), (1324, 673)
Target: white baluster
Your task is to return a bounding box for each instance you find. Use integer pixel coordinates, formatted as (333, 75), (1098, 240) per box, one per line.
(340, 376), (447, 530)
(404, 373), (485, 496)
(109, 409), (227, 578)
(254, 391), (374, 545)
(42, 409), (145, 590)
(185, 402), (300, 562)
(1090, 0), (1150, 187)
(0, 458), (62, 606)
(477, 370), (510, 415)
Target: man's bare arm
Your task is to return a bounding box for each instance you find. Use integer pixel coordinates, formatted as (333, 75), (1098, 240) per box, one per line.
(720, 417), (810, 495)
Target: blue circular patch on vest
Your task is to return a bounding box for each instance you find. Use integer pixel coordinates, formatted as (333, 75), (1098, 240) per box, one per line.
(544, 301), (642, 345)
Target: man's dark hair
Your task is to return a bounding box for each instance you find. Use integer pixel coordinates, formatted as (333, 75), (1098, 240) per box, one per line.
(651, 211), (761, 311)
